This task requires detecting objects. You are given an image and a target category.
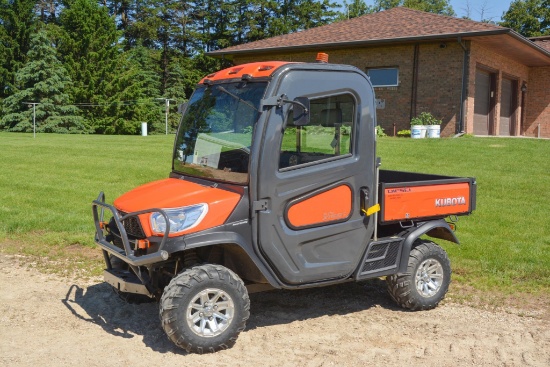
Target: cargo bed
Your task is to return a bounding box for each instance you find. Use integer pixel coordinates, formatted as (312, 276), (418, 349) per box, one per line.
(378, 170), (477, 223)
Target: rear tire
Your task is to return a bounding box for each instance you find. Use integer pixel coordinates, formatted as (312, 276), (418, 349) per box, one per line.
(159, 264), (250, 354)
(386, 240), (451, 311)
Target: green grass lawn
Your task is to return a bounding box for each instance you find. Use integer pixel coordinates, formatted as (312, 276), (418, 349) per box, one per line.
(377, 136), (550, 296)
(0, 132), (549, 297)
(0, 133), (174, 274)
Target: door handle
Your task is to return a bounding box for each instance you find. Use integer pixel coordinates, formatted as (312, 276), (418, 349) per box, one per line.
(360, 187), (370, 212)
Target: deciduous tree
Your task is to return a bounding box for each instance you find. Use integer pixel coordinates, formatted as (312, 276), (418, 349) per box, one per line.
(371, 0), (455, 16)
(500, 0), (550, 37)
(338, 0), (373, 20)
(402, 0), (455, 16)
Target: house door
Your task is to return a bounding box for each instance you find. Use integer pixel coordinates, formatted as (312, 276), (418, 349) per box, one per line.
(500, 78), (517, 136)
(474, 69), (491, 135)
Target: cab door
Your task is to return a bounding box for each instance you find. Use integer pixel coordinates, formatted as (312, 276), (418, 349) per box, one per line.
(253, 66), (377, 285)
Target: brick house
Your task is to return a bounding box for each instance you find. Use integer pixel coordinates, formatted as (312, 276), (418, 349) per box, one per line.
(207, 7), (550, 138)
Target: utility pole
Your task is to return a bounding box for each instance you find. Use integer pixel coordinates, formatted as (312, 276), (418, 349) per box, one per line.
(156, 98), (176, 135)
(24, 102), (40, 138)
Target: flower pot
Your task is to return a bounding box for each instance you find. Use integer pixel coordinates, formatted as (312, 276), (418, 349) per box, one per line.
(411, 125), (427, 139)
(427, 125), (440, 138)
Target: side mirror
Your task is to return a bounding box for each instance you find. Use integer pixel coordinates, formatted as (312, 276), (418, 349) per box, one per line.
(292, 97), (310, 126)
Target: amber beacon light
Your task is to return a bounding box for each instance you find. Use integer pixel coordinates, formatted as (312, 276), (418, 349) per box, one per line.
(316, 52), (329, 63)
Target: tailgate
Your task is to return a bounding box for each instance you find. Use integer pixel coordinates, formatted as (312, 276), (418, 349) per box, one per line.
(379, 176), (476, 223)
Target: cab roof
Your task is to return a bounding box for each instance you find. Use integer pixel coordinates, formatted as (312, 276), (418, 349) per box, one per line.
(199, 61), (292, 83)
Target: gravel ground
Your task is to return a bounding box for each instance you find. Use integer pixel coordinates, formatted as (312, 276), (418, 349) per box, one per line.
(0, 253), (548, 367)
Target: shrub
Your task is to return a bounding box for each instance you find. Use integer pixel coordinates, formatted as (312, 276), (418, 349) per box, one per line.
(397, 129), (411, 137)
(376, 125), (386, 137)
(410, 112), (442, 126)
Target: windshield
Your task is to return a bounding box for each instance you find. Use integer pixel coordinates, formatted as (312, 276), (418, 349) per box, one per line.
(173, 81), (267, 184)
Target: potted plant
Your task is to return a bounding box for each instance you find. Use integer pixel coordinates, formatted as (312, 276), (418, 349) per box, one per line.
(410, 115), (427, 139)
(410, 112), (441, 139)
(422, 112), (442, 138)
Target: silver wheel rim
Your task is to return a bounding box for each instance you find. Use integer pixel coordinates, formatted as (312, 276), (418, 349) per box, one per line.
(415, 258), (444, 298)
(186, 288), (235, 338)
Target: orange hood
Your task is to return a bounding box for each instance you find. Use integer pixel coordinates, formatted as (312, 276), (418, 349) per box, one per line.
(114, 178), (242, 236)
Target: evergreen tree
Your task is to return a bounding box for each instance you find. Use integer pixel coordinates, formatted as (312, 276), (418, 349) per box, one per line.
(246, 0), (339, 41)
(93, 45), (161, 134)
(0, 22), (10, 113)
(166, 52), (222, 101)
(0, 0), (37, 100)
(293, 0), (340, 30)
(246, 0), (273, 41)
(204, 0), (234, 51)
(123, 0), (182, 93)
(0, 29), (86, 133)
(53, 0), (119, 104)
(106, 0), (132, 31)
(36, 0), (60, 23)
(166, 56), (205, 103)
(169, 0), (198, 56)
(232, 0), (251, 45)
(500, 0), (550, 37)
(123, 0), (159, 49)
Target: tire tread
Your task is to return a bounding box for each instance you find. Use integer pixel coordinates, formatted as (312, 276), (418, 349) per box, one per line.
(159, 264), (250, 354)
(386, 240), (451, 311)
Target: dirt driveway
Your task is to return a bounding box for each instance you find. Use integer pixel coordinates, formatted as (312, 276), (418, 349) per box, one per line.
(0, 253), (548, 367)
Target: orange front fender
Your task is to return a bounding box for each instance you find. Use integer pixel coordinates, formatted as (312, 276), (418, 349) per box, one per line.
(114, 178), (242, 237)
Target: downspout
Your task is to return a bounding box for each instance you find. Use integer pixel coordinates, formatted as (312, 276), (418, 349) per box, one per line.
(410, 43), (419, 122)
(457, 37), (469, 136)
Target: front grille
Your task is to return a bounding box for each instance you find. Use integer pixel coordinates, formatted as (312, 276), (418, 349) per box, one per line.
(360, 239), (402, 275)
(118, 211), (146, 239)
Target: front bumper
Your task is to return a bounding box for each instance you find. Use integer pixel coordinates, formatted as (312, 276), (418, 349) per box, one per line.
(92, 192), (171, 267)
(104, 268), (150, 295)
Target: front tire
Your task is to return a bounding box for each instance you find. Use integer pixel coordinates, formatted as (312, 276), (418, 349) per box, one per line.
(159, 264), (250, 354)
(386, 241), (451, 311)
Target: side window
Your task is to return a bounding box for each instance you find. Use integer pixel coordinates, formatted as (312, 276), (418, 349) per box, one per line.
(279, 94), (355, 169)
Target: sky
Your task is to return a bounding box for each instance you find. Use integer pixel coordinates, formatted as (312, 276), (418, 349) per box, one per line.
(449, 0), (513, 22)
(335, 1), (514, 22)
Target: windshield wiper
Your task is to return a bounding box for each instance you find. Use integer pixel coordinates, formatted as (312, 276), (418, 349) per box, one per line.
(216, 86), (260, 112)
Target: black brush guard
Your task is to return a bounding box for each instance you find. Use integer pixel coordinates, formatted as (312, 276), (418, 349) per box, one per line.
(92, 192), (171, 267)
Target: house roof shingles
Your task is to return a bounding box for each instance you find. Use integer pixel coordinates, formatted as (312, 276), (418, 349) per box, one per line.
(209, 7), (550, 67)
(530, 36), (550, 52)
(211, 7), (506, 54)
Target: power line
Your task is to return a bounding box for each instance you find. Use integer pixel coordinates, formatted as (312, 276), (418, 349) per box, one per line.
(20, 98), (181, 135)
(70, 98), (171, 107)
(19, 98), (177, 108)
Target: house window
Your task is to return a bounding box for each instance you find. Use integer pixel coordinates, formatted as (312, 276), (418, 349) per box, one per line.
(367, 68), (399, 87)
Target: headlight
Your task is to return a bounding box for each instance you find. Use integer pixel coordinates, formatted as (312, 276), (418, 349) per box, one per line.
(150, 204), (208, 234)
